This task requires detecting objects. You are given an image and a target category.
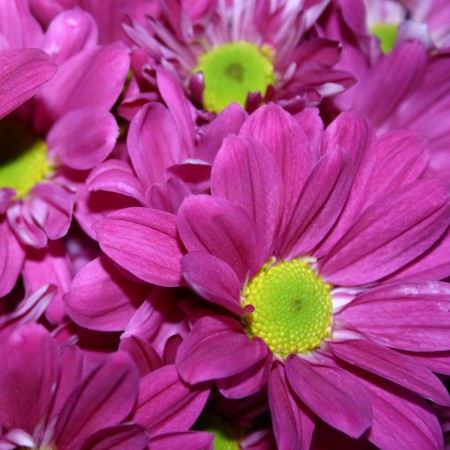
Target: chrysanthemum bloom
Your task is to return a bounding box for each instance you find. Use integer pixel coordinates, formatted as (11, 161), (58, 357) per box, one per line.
(95, 105), (450, 449)
(319, 0), (450, 179)
(0, 323), (149, 450)
(123, 0), (354, 115)
(0, 3), (130, 322)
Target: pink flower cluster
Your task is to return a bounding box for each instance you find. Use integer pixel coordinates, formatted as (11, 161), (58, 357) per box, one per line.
(1, 0), (450, 449)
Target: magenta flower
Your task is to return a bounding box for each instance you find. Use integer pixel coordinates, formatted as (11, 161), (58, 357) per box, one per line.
(0, 323), (148, 450)
(95, 104), (450, 449)
(124, 0), (354, 114)
(0, 4), (130, 321)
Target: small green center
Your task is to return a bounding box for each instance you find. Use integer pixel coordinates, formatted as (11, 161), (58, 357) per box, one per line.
(242, 259), (332, 359)
(193, 41), (276, 113)
(195, 410), (243, 450)
(0, 119), (51, 198)
(371, 23), (398, 54)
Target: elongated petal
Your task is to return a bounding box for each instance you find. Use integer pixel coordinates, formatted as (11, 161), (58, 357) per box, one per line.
(135, 364), (209, 435)
(35, 42), (129, 129)
(54, 352), (139, 450)
(330, 339), (450, 405)
(150, 431), (213, 450)
(240, 104), (313, 233)
(0, 48), (57, 119)
(321, 179), (450, 284)
(7, 202), (47, 248)
(48, 107), (118, 170)
(181, 252), (244, 315)
(0, 219), (24, 297)
(286, 356), (372, 438)
(0, 324), (60, 434)
(128, 102), (182, 187)
(178, 195), (264, 283)
(337, 282), (450, 351)
(94, 207), (184, 286)
(119, 336), (162, 376)
(360, 377), (443, 450)
(211, 135), (282, 260)
(80, 424), (149, 450)
(280, 148), (352, 258)
(176, 316), (267, 384)
(66, 256), (151, 331)
(268, 362), (315, 450)
(196, 103), (248, 163)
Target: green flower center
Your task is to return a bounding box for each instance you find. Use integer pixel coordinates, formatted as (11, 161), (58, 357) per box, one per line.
(0, 118), (50, 198)
(195, 409), (243, 450)
(242, 259), (332, 359)
(193, 41), (276, 113)
(371, 23), (398, 54)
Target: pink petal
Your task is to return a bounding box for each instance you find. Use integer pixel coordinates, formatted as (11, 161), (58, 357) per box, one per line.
(240, 104), (313, 234)
(321, 179), (450, 285)
(0, 219), (25, 297)
(211, 135), (283, 260)
(94, 207), (184, 287)
(47, 107), (119, 170)
(286, 356), (372, 438)
(279, 148), (352, 258)
(176, 316), (267, 384)
(65, 256), (151, 331)
(360, 377), (443, 450)
(80, 424), (149, 450)
(337, 282), (450, 352)
(127, 102), (182, 188)
(150, 431), (213, 450)
(294, 107), (324, 160)
(53, 352), (139, 450)
(119, 336), (162, 376)
(41, 8), (98, 64)
(134, 364), (210, 436)
(177, 195), (264, 283)
(268, 362), (315, 450)
(181, 252), (244, 315)
(29, 182), (75, 240)
(330, 339), (450, 405)
(87, 159), (146, 204)
(0, 324), (60, 435)
(35, 42), (129, 129)
(196, 103), (248, 163)
(401, 350), (450, 376)
(0, 48), (57, 119)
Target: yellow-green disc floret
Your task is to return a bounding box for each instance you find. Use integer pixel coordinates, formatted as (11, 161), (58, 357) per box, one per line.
(193, 41), (276, 113)
(242, 259), (332, 359)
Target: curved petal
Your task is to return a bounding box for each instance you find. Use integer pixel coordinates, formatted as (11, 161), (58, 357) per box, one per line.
(80, 424), (149, 450)
(149, 431), (213, 450)
(268, 362), (315, 450)
(211, 135), (283, 260)
(176, 316), (267, 384)
(53, 352), (139, 450)
(286, 356), (372, 438)
(181, 252), (244, 316)
(65, 256), (151, 331)
(47, 107), (119, 170)
(337, 282), (450, 352)
(330, 339), (450, 405)
(178, 195), (264, 283)
(94, 207), (184, 287)
(321, 179), (450, 285)
(134, 364), (210, 436)
(0, 48), (57, 119)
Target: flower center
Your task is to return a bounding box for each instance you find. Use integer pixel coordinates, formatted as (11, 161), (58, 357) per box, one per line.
(193, 41), (275, 113)
(242, 259), (332, 359)
(371, 23), (398, 54)
(0, 118), (50, 198)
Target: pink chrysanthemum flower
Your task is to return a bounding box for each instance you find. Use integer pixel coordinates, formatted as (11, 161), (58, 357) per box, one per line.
(124, 0), (354, 115)
(95, 104), (450, 449)
(0, 4), (130, 322)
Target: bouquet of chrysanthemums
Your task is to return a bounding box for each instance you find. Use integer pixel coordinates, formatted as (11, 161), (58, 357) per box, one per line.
(1, 0), (450, 448)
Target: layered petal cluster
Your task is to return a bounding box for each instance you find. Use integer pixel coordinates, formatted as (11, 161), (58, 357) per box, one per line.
(95, 104), (450, 449)
(124, 0), (355, 114)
